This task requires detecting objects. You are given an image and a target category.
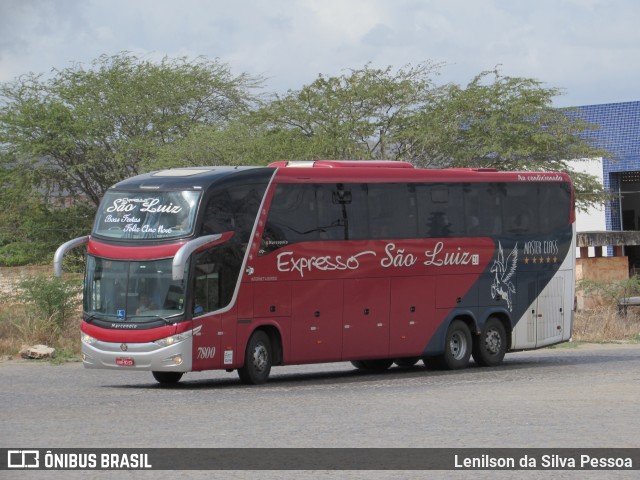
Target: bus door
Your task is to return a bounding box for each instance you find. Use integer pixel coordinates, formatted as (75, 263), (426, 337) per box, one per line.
(342, 278), (390, 360)
(534, 273), (565, 347)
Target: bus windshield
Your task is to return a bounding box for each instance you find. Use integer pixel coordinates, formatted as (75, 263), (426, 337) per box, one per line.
(93, 190), (201, 240)
(84, 257), (188, 322)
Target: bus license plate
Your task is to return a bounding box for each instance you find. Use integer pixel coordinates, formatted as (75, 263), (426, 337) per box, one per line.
(116, 357), (135, 367)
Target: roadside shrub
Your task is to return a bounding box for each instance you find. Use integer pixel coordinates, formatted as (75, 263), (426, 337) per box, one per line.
(0, 275), (82, 356)
(16, 275), (82, 331)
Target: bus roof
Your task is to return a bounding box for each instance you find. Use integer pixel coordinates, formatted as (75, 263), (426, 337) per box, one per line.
(109, 166), (272, 191)
(109, 162), (572, 191)
(270, 161), (572, 184)
(268, 160), (415, 169)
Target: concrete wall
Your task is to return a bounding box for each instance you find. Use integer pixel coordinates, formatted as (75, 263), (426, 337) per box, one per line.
(576, 256), (629, 309)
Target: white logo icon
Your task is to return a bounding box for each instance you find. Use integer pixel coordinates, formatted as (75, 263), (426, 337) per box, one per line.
(8, 450), (40, 468)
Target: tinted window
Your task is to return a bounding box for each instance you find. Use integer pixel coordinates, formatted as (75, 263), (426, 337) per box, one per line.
(368, 184), (418, 239)
(201, 183), (267, 243)
(261, 183), (370, 253)
(416, 184), (464, 237)
(503, 183), (538, 235)
(463, 183), (505, 236)
(539, 182), (572, 234)
(262, 184), (320, 252)
(322, 183), (369, 241)
(193, 244), (244, 316)
(260, 180), (571, 252)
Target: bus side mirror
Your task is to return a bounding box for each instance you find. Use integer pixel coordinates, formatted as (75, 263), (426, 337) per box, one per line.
(53, 236), (89, 277)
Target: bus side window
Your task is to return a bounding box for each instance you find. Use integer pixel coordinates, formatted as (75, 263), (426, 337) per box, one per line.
(193, 268), (219, 316)
(192, 245), (243, 315)
(316, 184), (346, 241)
(504, 183), (537, 235)
(261, 184), (319, 254)
(202, 184), (267, 243)
(486, 183), (506, 235)
(464, 183), (506, 236)
(416, 184), (463, 238)
(202, 190), (235, 234)
(367, 184), (417, 239)
(233, 187), (262, 242)
(539, 183), (571, 234)
(314, 183), (369, 241)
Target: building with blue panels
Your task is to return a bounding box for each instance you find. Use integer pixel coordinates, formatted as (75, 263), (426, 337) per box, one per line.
(576, 101), (640, 265)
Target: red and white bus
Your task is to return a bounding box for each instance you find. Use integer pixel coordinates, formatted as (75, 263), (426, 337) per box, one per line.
(55, 161), (575, 384)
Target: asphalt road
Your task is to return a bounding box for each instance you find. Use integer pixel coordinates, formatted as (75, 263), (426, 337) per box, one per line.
(1, 343), (639, 479)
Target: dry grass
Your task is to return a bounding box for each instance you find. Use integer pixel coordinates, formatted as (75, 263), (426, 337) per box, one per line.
(573, 305), (640, 343)
(0, 301), (81, 360)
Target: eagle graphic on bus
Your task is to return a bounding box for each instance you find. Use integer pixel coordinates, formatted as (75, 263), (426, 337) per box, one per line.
(490, 242), (518, 311)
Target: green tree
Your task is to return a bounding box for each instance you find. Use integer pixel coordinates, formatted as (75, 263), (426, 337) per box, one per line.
(0, 52), (263, 206)
(257, 62), (442, 161)
(0, 56), (614, 267)
(250, 65), (610, 210)
(0, 53), (262, 265)
(411, 69), (611, 209)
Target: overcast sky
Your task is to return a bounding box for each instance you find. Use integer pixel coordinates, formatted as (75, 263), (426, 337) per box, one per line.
(1, 0), (638, 107)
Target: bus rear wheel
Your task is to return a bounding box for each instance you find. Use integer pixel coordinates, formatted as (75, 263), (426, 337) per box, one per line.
(424, 320), (472, 370)
(472, 317), (507, 367)
(443, 320), (472, 369)
(152, 371), (183, 384)
(238, 330), (272, 385)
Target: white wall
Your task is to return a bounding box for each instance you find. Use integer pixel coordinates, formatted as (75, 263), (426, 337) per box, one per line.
(571, 157), (606, 232)
(569, 158), (606, 257)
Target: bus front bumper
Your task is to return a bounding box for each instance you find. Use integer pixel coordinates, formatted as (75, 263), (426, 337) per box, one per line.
(81, 335), (193, 372)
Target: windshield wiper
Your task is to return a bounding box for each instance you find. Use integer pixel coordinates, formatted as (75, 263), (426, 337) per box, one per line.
(85, 312), (175, 325)
(151, 315), (175, 326)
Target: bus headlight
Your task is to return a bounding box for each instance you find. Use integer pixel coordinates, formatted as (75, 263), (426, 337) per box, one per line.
(154, 333), (188, 347)
(82, 333), (97, 345)
(154, 326), (200, 347)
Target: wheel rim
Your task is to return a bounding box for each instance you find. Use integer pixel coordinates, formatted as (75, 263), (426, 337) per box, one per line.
(251, 342), (269, 373)
(449, 331), (467, 360)
(485, 328), (502, 355)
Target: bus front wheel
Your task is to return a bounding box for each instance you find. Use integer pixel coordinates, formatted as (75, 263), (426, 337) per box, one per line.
(238, 330), (272, 385)
(152, 371), (183, 384)
(472, 317), (507, 367)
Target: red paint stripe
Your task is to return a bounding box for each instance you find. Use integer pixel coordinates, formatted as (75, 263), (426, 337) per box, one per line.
(87, 240), (186, 259)
(81, 320), (193, 343)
